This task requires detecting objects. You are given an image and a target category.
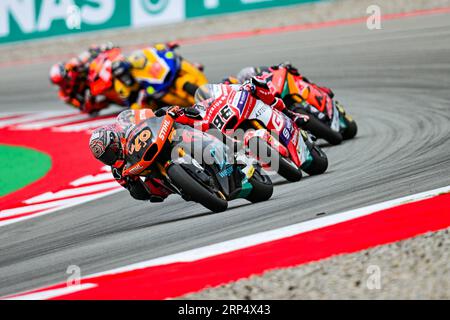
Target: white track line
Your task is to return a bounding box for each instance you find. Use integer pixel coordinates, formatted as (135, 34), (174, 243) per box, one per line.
(70, 173), (115, 186)
(0, 188), (123, 228)
(53, 118), (116, 132)
(14, 114), (93, 130)
(83, 185), (450, 279)
(1, 197), (87, 218)
(5, 185), (449, 301)
(6, 284), (97, 301)
(24, 182), (120, 204)
(0, 111), (73, 128)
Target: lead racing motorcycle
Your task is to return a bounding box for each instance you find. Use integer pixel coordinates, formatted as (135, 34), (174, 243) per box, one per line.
(118, 109), (273, 213)
(194, 84), (328, 182)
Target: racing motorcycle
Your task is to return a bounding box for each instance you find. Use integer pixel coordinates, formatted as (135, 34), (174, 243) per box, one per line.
(118, 109), (273, 213)
(194, 84), (328, 182)
(259, 65), (357, 145)
(88, 47), (131, 111)
(124, 44), (209, 109)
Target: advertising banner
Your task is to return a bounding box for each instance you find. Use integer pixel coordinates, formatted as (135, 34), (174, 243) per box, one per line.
(186, 0), (320, 18)
(0, 0), (130, 44)
(0, 0), (319, 45)
(131, 0), (185, 28)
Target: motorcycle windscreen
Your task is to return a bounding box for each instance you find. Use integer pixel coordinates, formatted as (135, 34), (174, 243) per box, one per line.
(194, 84), (235, 105)
(116, 109), (155, 133)
(194, 84), (240, 117)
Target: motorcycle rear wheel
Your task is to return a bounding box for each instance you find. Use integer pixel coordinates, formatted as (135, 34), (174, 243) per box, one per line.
(167, 163), (228, 213)
(293, 105), (343, 145)
(250, 137), (302, 182)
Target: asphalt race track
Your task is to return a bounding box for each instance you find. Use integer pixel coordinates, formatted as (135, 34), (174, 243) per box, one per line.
(0, 13), (449, 297)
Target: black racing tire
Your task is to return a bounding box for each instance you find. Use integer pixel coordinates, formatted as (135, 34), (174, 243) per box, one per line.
(341, 116), (358, 140)
(303, 141), (328, 176)
(278, 155), (303, 182)
(167, 163), (228, 213)
(250, 137), (302, 182)
(293, 106), (343, 145)
(245, 168), (273, 203)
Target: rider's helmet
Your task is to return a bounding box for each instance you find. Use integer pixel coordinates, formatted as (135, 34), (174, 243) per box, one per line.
(236, 67), (258, 84)
(89, 125), (123, 166)
(49, 63), (66, 85)
(50, 61), (82, 93)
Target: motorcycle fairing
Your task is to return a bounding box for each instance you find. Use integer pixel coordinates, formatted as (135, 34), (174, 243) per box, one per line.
(175, 126), (257, 200)
(330, 102), (341, 132)
(230, 89), (250, 115)
(248, 100), (272, 126)
(123, 115), (174, 176)
(88, 48), (128, 105)
(267, 67), (340, 128)
(265, 68), (286, 96)
(129, 47), (180, 94)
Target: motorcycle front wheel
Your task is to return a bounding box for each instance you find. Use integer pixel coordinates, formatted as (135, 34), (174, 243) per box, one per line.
(167, 163), (228, 213)
(245, 167), (274, 203)
(341, 115), (358, 140)
(303, 140), (328, 176)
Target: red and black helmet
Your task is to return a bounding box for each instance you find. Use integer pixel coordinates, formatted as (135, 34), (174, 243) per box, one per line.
(49, 63), (66, 85)
(89, 125), (123, 166)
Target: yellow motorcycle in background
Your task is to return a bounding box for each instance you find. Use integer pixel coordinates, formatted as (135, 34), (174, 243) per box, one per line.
(117, 44), (209, 110)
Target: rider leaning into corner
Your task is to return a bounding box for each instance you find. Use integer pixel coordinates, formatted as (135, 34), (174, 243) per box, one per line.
(50, 42), (190, 114)
(89, 111), (172, 203)
(89, 76), (307, 202)
(225, 63), (335, 99)
(110, 42), (204, 110)
(49, 42), (117, 114)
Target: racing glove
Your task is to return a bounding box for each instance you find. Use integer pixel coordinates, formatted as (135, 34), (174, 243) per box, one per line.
(241, 77), (273, 103)
(154, 106), (184, 118)
(282, 108), (310, 128)
(156, 106), (202, 120)
(241, 77), (288, 112)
